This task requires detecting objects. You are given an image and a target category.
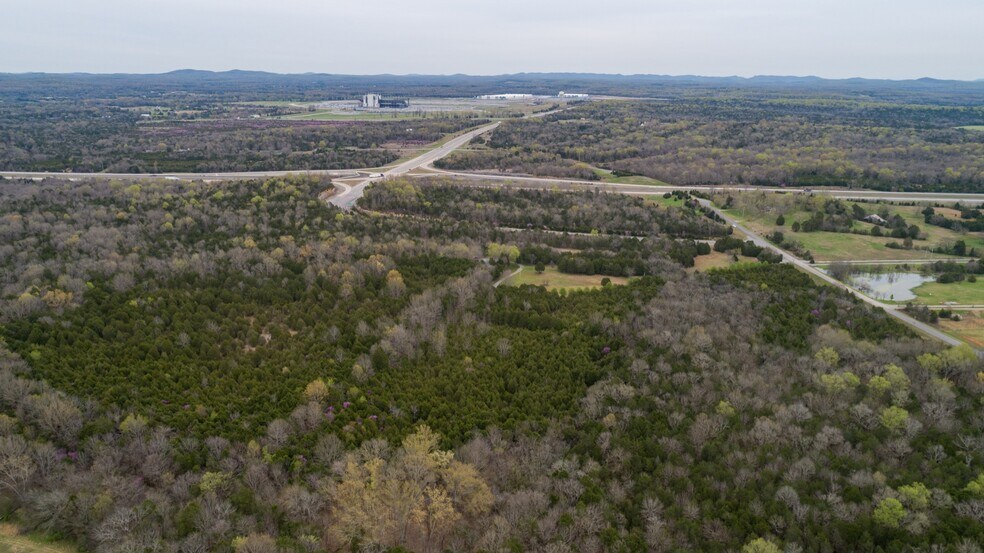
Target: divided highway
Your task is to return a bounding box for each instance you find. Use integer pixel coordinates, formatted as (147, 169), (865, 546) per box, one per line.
(328, 122), (500, 209)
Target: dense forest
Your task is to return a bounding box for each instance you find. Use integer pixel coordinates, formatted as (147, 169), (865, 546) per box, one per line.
(359, 177), (729, 239)
(436, 100), (984, 192)
(0, 175), (981, 552)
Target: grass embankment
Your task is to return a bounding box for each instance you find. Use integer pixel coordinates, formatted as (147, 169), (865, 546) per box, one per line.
(503, 266), (628, 290)
(592, 167), (670, 186)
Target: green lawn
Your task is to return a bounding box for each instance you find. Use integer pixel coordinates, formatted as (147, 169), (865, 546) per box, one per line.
(908, 279), (984, 305)
(503, 266), (628, 290)
(956, 125), (984, 131)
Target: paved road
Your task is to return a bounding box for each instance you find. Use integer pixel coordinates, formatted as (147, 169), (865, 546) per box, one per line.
(0, 169), (361, 182)
(814, 259), (974, 265)
(696, 199), (965, 347)
(420, 169), (984, 205)
(327, 122), (500, 209)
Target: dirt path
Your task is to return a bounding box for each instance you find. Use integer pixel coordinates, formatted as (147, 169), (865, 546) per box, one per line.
(493, 265), (524, 288)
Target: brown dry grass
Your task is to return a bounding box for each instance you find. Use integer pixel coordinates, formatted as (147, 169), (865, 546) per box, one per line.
(937, 311), (984, 349)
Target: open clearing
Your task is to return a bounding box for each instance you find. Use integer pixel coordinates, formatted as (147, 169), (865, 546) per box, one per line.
(645, 194), (687, 208)
(908, 279), (984, 305)
(690, 252), (758, 272)
(957, 125), (984, 131)
(936, 310), (984, 348)
(503, 266), (628, 290)
(0, 525), (74, 553)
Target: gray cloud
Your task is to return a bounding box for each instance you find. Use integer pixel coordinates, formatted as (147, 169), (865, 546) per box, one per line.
(3, 0), (982, 79)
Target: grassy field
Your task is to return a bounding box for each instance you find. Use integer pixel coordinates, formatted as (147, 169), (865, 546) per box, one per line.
(0, 525), (74, 553)
(956, 125), (984, 131)
(280, 110), (436, 121)
(721, 200), (978, 262)
(645, 194), (687, 208)
(908, 279), (984, 305)
(591, 167), (670, 186)
(690, 252), (758, 272)
(886, 204), (984, 251)
(237, 100), (317, 107)
(937, 311), (984, 348)
(503, 266), (628, 290)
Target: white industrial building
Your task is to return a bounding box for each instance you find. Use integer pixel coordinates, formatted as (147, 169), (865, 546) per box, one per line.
(362, 93), (381, 108)
(476, 93), (534, 100)
(558, 91), (590, 99)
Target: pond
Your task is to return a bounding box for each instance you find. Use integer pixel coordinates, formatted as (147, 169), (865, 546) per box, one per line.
(847, 271), (935, 302)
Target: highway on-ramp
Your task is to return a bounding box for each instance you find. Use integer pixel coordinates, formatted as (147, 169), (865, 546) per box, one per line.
(327, 122), (500, 209)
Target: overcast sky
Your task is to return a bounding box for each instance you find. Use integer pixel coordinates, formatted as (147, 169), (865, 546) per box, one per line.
(4, 0), (982, 79)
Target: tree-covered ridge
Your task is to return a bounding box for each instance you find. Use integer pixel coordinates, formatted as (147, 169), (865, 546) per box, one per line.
(360, 178), (729, 239)
(0, 176), (981, 552)
(436, 100), (984, 192)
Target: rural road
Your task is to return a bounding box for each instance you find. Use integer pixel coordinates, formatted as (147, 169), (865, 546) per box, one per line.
(696, 199), (966, 347)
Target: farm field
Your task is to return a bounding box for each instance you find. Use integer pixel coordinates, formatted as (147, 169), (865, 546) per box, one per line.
(503, 265), (629, 290)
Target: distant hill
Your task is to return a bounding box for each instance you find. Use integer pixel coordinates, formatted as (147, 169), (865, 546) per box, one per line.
(2, 70), (983, 104)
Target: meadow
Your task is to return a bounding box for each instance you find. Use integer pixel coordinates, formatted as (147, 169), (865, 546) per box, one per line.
(503, 265), (629, 289)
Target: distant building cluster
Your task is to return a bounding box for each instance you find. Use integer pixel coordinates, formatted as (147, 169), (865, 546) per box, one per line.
(475, 92), (590, 100)
(361, 93), (410, 109)
(476, 94), (534, 100)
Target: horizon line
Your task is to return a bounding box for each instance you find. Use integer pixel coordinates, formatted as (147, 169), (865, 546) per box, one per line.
(2, 69), (982, 83)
